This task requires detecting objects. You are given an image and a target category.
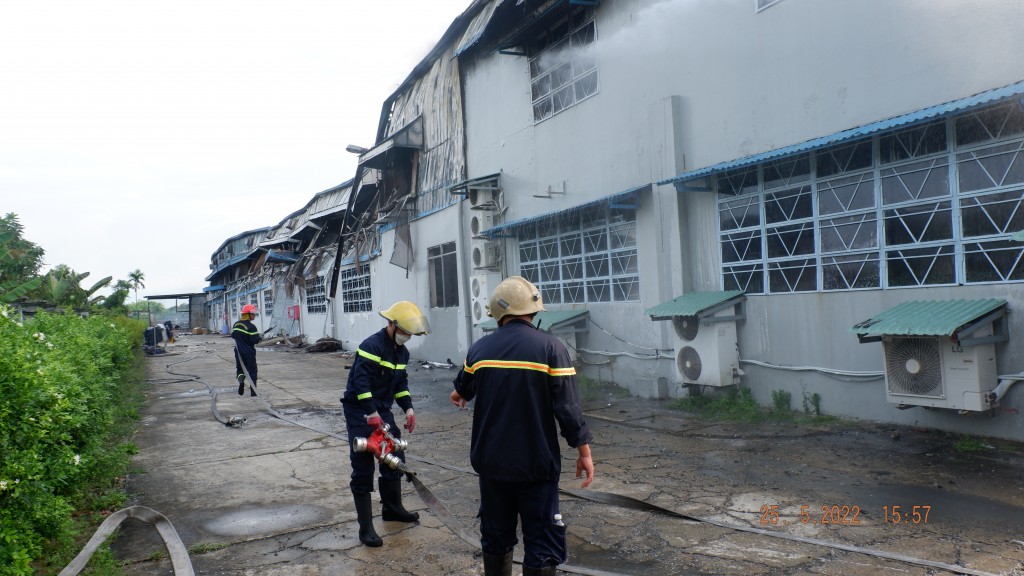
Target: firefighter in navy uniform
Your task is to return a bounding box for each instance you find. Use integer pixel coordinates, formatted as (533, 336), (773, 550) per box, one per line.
(450, 276), (595, 576)
(342, 301), (430, 547)
(232, 304), (261, 396)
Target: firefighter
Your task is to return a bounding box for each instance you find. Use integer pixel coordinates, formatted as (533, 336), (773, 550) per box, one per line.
(342, 300), (430, 547)
(450, 276), (594, 576)
(232, 304), (261, 396)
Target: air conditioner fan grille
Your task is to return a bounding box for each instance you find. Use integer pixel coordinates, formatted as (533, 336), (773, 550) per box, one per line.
(885, 337), (943, 397)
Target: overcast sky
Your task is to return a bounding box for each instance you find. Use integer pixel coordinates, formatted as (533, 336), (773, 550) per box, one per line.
(0, 0), (473, 300)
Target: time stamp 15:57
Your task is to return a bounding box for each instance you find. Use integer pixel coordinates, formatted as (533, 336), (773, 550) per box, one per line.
(759, 504), (932, 526)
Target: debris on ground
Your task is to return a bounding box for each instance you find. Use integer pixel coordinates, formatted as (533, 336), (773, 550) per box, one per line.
(305, 338), (344, 353)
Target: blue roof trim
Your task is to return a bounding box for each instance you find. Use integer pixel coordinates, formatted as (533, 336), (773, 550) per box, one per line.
(203, 285), (225, 293)
(658, 79), (1024, 188)
(482, 183), (650, 239)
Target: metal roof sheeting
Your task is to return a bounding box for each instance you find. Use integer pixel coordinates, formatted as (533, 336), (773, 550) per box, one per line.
(645, 290), (744, 319)
(659, 79), (1024, 188)
(850, 298), (1008, 337)
(482, 183), (648, 239)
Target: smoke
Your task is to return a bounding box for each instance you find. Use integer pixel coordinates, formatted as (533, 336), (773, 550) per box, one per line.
(534, 0), (707, 72)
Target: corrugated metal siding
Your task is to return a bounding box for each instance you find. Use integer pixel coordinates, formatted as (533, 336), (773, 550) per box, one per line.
(644, 290), (744, 319)
(386, 44), (466, 216)
(453, 0), (503, 57)
(850, 298), (1007, 336)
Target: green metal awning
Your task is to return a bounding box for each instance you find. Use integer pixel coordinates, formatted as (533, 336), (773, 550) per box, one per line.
(851, 299), (1008, 342)
(645, 290), (745, 321)
(479, 309), (589, 333)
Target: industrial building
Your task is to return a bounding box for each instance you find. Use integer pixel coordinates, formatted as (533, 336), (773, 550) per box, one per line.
(206, 0), (1024, 440)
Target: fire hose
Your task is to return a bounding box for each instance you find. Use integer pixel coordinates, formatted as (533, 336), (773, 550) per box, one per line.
(70, 352), (1003, 576)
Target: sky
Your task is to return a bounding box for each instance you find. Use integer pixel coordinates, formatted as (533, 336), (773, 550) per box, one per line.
(0, 0), (474, 300)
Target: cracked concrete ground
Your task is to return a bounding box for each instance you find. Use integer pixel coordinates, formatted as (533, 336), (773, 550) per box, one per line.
(114, 333), (1024, 575)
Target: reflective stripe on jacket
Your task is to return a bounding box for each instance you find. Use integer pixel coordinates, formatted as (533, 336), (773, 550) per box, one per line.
(342, 328), (413, 415)
(453, 319), (592, 482)
(231, 320), (261, 357)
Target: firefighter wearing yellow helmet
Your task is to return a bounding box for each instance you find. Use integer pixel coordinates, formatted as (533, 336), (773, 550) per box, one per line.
(341, 300), (430, 547)
(232, 304), (261, 396)
(450, 276), (594, 576)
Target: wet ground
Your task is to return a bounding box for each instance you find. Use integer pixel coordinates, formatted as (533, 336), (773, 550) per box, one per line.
(114, 334), (1024, 575)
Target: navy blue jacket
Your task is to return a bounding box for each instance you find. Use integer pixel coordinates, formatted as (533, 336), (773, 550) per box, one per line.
(453, 319), (592, 482)
(342, 328), (414, 416)
(231, 320), (261, 357)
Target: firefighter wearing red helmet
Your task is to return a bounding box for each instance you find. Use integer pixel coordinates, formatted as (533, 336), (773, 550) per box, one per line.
(341, 300), (430, 547)
(451, 276), (594, 576)
(232, 304), (261, 396)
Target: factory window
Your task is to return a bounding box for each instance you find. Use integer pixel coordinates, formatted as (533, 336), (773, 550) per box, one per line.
(428, 242), (459, 308)
(518, 204), (638, 303)
(716, 100), (1024, 293)
(529, 5), (598, 123)
(305, 276), (327, 315)
(341, 266), (372, 313)
(263, 289), (274, 314)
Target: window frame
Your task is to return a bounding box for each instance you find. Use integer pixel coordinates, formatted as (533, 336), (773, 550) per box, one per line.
(428, 241), (460, 309)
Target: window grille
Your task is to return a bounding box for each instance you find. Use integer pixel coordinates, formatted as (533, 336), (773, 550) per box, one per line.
(528, 6), (598, 123)
(263, 289), (274, 314)
(518, 204), (639, 303)
(305, 276), (327, 315)
(341, 267), (372, 313)
(716, 101), (1024, 293)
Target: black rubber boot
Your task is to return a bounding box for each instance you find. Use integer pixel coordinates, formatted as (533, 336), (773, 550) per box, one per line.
(378, 477), (419, 522)
(483, 552), (513, 576)
(236, 374), (245, 396)
(522, 566), (556, 576)
(353, 492), (382, 547)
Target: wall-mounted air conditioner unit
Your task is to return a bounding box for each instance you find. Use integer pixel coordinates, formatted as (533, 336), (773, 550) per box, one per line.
(882, 329), (997, 411)
(646, 291), (746, 388)
(472, 241), (502, 269)
(470, 212), (493, 238)
(672, 315), (739, 387)
(470, 274), (490, 324)
(853, 298), (1008, 412)
(469, 188), (497, 210)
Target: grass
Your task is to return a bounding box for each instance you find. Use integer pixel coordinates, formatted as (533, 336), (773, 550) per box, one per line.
(671, 387), (839, 426)
(578, 375), (632, 402)
(952, 435), (992, 454)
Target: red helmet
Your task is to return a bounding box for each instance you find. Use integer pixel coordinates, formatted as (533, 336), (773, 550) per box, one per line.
(241, 304), (258, 316)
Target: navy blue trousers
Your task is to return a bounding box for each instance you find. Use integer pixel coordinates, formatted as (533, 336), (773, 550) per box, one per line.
(233, 347), (258, 383)
(478, 477), (566, 568)
(343, 403), (405, 494)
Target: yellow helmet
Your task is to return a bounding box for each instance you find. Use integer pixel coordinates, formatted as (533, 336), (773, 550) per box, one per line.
(379, 301), (431, 335)
(488, 276), (545, 323)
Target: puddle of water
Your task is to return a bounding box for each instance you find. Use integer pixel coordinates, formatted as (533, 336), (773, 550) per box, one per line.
(203, 504), (331, 537)
(844, 483), (1024, 532)
(567, 534), (696, 575)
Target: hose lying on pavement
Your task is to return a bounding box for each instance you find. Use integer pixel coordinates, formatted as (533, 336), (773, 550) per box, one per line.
(58, 506), (194, 576)
(115, 351), (1002, 576)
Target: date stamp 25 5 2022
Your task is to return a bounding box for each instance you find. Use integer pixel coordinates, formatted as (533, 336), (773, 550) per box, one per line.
(758, 504), (932, 526)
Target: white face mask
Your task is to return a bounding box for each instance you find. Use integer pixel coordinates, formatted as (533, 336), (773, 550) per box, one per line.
(394, 332), (411, 346)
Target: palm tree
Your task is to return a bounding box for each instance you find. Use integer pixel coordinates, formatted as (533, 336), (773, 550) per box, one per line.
(128, 269), (145, 318)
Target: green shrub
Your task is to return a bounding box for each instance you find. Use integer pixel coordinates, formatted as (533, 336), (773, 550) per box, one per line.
(771, 389), (792, 413)
(0, 307), (142, 575)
